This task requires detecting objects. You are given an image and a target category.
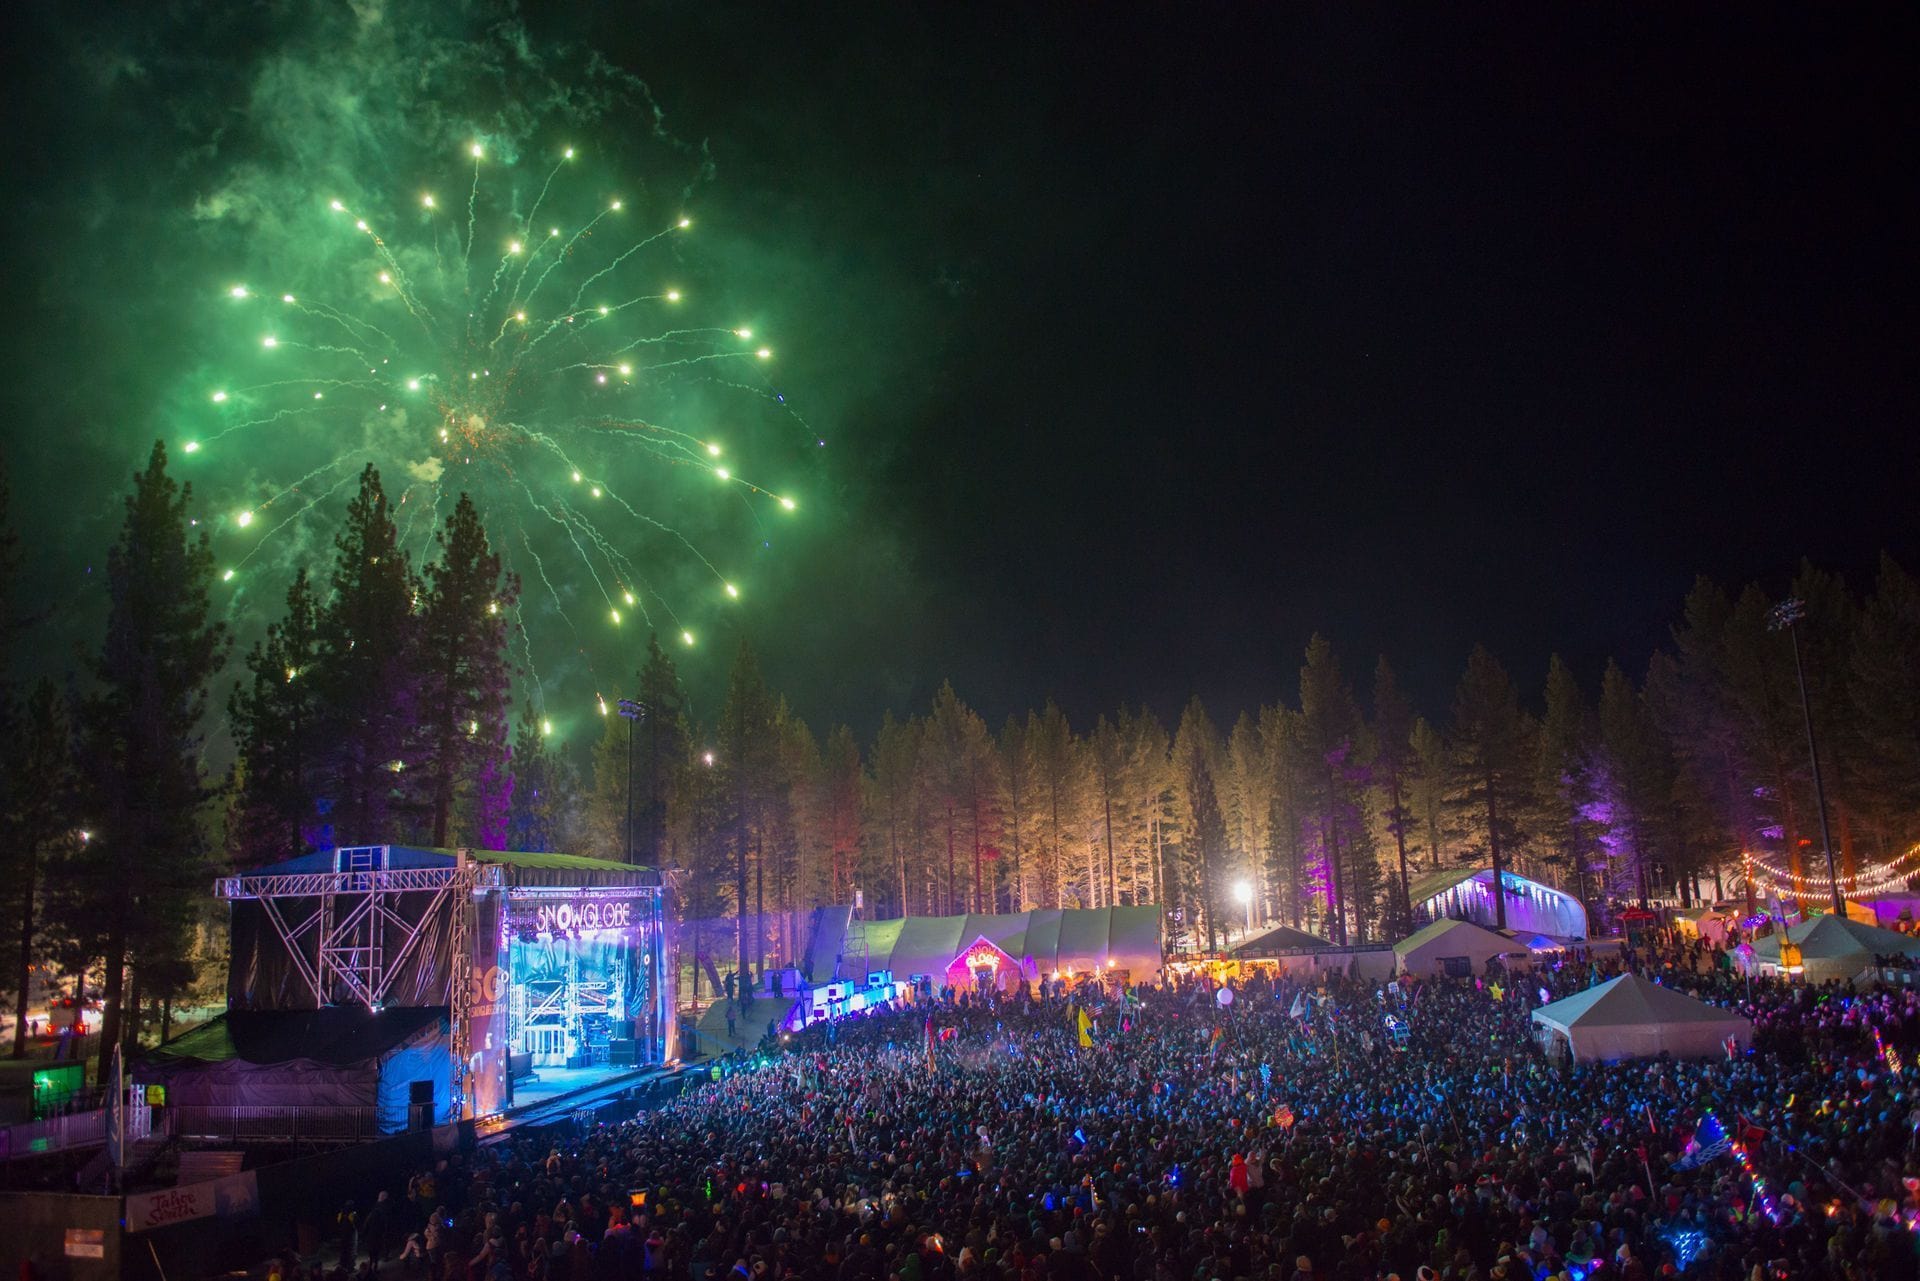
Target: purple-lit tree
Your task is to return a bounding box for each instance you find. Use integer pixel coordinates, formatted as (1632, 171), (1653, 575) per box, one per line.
(1299, 634), (1360, 944)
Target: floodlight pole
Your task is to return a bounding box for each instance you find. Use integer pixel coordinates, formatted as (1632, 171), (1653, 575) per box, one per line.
(1767, 598), (1844, 917)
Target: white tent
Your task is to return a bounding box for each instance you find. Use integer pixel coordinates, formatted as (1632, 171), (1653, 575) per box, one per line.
(1394, 918), (1530, 977)
(1747, 914), (1920, 983)
(1676, 906), (1740, 946)
(1408, 867), (1589, 938)
(1531, 974), (1751, 1062)
(805, 905), (1164, 985)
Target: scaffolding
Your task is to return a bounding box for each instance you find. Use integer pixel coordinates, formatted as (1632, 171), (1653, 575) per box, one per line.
(214, 845), (502, 1117)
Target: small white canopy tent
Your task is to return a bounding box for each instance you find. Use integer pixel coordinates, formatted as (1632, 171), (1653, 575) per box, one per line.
(1394, 918), (1529, 977)
(1745, 914), (1920, 983)
(1531, 974), (1752, 1062)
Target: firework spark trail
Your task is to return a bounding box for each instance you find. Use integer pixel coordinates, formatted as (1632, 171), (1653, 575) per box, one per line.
(521, 154), (569, 245)
(516, 526), (583, 648)
(519, 207), (618, 312)
(463, 148), (483, 275)
(228, 468), (361, 587)
(510, 599), (544, 702)
(510, 426), (731, 579)
(190, 138), (806, 722)
(204, 404), (338, 444)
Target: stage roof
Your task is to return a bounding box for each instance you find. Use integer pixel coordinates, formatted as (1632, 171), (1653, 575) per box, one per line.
(239, 845), (659, 888)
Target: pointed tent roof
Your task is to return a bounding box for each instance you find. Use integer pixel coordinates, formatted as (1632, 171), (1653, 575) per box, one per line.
(946, 934), (1019, 980)
(1749, 913), (1920, 960)
(1393, 917), (1516, 956)
(1533, 974), (1747, 1032)
(1232, 924), (1333, 957)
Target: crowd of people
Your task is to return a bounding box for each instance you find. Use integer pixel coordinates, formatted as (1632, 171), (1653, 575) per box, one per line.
(274, 937), (1920, 1281)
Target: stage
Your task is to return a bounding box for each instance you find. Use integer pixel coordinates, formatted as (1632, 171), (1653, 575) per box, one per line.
(206, 845), (678, 1136)
(482, 1062), (689, 1138)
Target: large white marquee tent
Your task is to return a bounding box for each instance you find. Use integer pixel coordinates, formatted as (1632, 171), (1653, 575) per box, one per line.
(1530, 974), (1752, 1062)
(1743, 914), (1920, 983)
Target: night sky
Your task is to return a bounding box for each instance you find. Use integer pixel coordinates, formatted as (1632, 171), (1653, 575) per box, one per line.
(4, 3), (1916, 748)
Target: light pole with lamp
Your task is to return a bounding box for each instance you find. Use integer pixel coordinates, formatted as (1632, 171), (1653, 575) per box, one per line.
(1233, 880), (1254, 941)
(1766, 598), (1844, 917)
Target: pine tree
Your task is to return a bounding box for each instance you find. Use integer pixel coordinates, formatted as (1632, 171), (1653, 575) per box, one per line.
(1408, 717), (1449, 873)
(1256, 705), (1308, 927)
(1090, 716), (1132, 911)
(1849, 555), (1920, 829)
(312, 465), (420, 846)
(820, 726), (864, 905)
(1651, 580), (1774, 908)
(228, 570), (321, 864)
(1449, 646), (1534, 930)
(1536, 655), (1602, 918)
(632, 635), (691, 867)
(1298, 635), (1360, 943)
(1171, 697), (1225, 949)
(1596, 660), (1673, 908)
(1369, 657), (1418, 933)
(585, 709), (629, 862)
(1119, 708), (1173, 910)
(506, 703), (578, 853)
(719, 641), (779, 986)
(996, 715), (1040, 910)
(417, 494), (517, 849)
(6, 681), (77, 1057)
(1224, 712), (1274, 922)
(868, 713), (922, 916)
(0, 453), (22, 706)
(1029, 702), (1085, 911)
(82, 442), (228, 1073)
(768, 705), (818, 964)
(924, 683), (999, 913)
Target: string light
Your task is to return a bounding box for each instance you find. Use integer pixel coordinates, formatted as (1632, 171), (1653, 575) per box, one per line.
(1718, 1114), (1785, 1226)
(1744, 843), (1920, 898)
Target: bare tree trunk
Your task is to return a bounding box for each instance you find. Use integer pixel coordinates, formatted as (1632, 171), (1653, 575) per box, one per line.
(945, 805), (957, 916)
(1102, 790), (1117, 909)
(1389, 776), (1412, 935)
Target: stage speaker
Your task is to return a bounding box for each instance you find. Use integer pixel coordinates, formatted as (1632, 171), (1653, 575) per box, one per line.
(609, 1039), (637, 1065)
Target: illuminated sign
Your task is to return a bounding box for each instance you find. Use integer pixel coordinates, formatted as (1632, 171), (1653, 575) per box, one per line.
(509, 897), (640, 934)
(961, 942), (1001, 970)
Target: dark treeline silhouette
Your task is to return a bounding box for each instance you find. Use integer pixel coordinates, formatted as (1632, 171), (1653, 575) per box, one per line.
(3, 444), (1917, 1066)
